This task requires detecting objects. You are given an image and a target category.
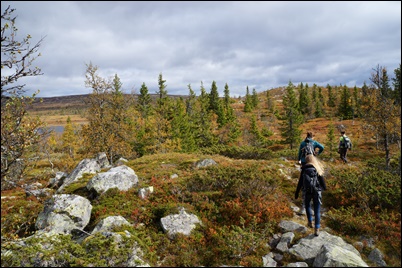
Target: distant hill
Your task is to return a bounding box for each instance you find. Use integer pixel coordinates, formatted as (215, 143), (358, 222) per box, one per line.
(26, 86), (360, 145)
(29, 94), (91, 111)
(28, 93), (192, 111)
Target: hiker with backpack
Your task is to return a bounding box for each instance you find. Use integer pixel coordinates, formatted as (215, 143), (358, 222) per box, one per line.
(298, 132), (325, 166)
(296, 132), (324, 215)
(338, 130), (352, 163)
(294, 154), (327, 236)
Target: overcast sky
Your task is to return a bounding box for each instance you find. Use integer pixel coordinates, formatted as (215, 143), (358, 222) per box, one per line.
(2, 1), (401, 98)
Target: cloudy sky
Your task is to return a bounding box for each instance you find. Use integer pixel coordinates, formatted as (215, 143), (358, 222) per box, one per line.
(2, 1), (401, 98)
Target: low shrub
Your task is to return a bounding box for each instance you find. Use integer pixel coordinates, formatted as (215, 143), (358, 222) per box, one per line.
(201, 144), (274, 160)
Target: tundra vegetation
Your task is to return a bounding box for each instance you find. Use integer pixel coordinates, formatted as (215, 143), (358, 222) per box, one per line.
(1, 5), (401, 267)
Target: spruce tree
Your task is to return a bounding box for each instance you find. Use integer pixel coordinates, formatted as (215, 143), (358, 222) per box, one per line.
(186, 84), (196, 116)
(314, 100), (323, 118)
(171, 97), (196, 152)
(280, 81), (303, 149)
(361, 81), (369, 98)
(318, 86), (325, 107)
(209, 81), (225, 127)
(223, 83), (234, 122)
(311, 84), (317, 102)
(312, 84), (323, 118)
(327, 84), (336, 107)
(249, 114), (273, 147)
(217, 83), (241, 144)
(337, 85), (353, 120)
(209, 80), (220, 113)
(243, 86), (252, 112)
(251, 88), (259, 109)
(154, 73), (172, 153)
(298, 82), (311, 118)
(266, 89), (276, 114)
(249, 114), (262, 146)
(374, 65), (392, 99)
(392, 64), (401, 105)
(195, 82), (216, 148)
(137, 82), (153, 119)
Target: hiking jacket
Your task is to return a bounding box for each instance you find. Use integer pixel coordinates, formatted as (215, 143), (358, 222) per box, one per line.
(295, 164), (327, 197)
(297, 138), (324, 164)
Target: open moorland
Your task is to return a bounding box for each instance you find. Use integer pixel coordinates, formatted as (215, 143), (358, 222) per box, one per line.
(2, 86), (401, 267)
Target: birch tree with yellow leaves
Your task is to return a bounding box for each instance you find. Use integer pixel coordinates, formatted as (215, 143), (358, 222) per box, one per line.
(1, 6), (48, 188)
(81, 63), (137, 164)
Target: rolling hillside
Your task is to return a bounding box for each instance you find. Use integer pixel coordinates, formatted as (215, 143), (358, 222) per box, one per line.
(2, 85), (400, 267)
(29, 86), (380, 153)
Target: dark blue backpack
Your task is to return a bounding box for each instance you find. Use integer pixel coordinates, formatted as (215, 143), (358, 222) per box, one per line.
(303, 165), (320, 194)
(302, 139), (315, 159)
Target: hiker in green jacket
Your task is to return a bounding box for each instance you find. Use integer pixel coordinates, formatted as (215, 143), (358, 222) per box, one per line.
(338, 130), (352, 163)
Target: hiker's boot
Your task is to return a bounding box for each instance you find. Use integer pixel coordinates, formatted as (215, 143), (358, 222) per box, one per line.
(307, 221), (313, 228)
(314, 228), (319, 236)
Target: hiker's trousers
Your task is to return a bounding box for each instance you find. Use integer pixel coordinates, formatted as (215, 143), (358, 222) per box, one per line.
(339, 148), (348, 163)
(304, 191), (322, 229)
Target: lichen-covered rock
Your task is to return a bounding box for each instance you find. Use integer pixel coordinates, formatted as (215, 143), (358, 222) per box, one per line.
(91, 216), (131, 234)
(160, 207), (201, 239)
(288, 231), (364, 266)
(35, 194), (92, 234)
(86, 165), (138, 195)
(313, 244), (369, 267)
(57, 158), (101, 193)
(195, 158), (217, 168)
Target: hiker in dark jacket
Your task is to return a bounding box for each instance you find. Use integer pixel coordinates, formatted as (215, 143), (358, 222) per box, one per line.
(295, 154), (327, 236)
(296, 132), (324, 215)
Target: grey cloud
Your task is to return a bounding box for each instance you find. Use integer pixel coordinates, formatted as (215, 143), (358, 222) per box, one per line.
(1, 1), (400, 97)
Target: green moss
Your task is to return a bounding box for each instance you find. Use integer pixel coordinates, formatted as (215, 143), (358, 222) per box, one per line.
(62, 172), (94, 195)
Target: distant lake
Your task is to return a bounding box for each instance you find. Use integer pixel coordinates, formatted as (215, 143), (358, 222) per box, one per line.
(49, 126), (65, 133)
(37, 126), (65, 134)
